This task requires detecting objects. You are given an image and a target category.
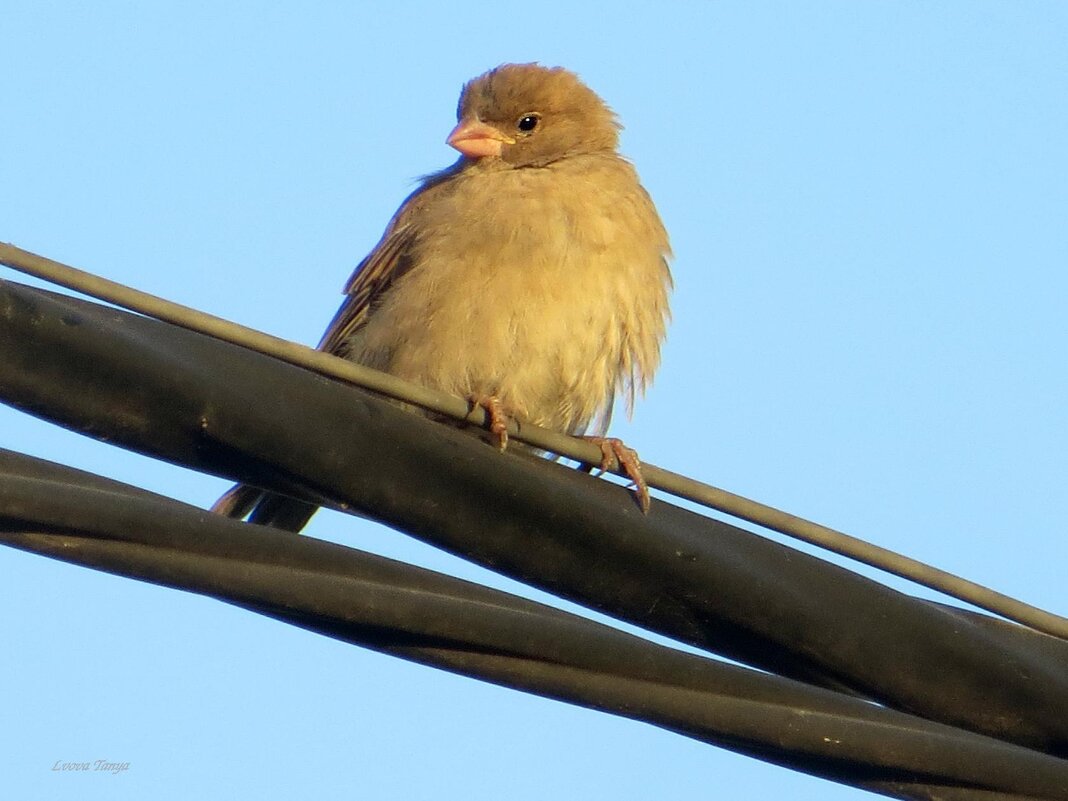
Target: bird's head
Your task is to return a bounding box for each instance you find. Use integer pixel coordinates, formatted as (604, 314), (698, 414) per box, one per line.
(447, 63), (620, 168)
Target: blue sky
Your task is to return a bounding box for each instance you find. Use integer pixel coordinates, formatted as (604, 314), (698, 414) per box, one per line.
(2, 2), (1066, 798)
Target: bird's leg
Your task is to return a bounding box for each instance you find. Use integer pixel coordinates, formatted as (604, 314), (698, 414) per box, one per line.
(469, 393), (511, 451)
(583, 436), (651, 514)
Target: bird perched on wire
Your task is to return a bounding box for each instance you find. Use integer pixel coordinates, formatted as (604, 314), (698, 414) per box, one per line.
(214, 62), (671, 527)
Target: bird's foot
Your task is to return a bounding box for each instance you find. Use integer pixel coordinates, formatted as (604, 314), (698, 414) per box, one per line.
(469, 393), (511, 451)
(583, 436), (651, 514)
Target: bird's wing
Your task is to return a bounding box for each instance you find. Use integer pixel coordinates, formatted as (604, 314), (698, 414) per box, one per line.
(585, 403), (614, 439)
(317, 164), (460, 356)
(316, 220), (417, 356)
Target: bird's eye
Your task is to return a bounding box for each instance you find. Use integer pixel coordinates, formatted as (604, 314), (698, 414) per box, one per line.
(516, 114), (540, 133)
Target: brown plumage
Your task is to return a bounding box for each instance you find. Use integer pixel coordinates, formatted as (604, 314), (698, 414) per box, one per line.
(214, 63), (672, 527)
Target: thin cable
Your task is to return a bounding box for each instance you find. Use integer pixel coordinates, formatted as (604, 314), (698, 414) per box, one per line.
(2, 241), (1066, 641)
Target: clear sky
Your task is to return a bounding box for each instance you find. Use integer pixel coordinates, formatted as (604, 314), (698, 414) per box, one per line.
(3, 2), (1066, 798)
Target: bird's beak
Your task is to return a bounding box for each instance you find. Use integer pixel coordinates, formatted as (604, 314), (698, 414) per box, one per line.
(446, 118), (515, 158)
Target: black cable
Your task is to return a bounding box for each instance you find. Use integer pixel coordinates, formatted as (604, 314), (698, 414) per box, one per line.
(1, 278), (1066, 764)
(2, 451), (1067, 800)
(3, 242), (1065, 639)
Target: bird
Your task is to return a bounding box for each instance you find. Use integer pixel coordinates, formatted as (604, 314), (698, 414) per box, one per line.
(213, 62), (672, 528)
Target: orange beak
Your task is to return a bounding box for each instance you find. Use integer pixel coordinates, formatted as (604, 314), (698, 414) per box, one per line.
(446, 118), (514, 158)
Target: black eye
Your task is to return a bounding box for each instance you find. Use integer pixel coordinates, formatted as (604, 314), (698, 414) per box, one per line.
(516, 114), (540, 132)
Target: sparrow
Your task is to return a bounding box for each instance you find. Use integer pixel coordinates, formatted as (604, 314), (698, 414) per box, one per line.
(214, 63), (672, 527)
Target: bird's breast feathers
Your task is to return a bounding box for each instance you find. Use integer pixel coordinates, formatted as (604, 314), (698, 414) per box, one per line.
(348, 156), (671, 433)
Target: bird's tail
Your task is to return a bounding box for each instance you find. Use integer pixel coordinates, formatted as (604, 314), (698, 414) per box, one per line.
(211, 484), (319, 533)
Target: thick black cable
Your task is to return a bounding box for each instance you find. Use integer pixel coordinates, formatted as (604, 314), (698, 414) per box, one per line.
(2, 451), (1067, 800)
(1, 279), (1066, 762)
(3, 242), (1065, 639)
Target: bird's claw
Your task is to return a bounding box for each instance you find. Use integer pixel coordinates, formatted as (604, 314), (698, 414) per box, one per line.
(584, 436), (651, 514)
(470, 394), (510, 451)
